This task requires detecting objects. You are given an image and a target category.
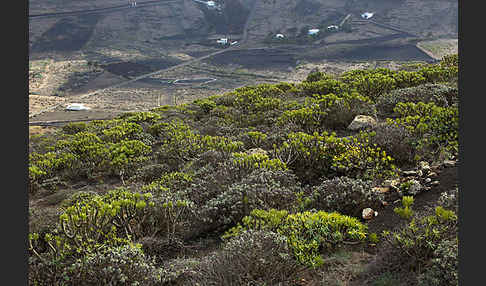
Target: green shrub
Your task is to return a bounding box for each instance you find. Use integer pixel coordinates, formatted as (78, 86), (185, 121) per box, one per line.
(394, 196), (414, 220)
(116, 111), (161, 124)
(274, 131), (397, 184)
(340, 69), (396, 101)
(304, 70), (333, 83)
(382, 206), (457, 273)
(225, 209), (368, 267)
(376, 83), (456, 118)
(193, 98), (217, 114)
(62, 122), (88, 135)
(388, 102), (458, 161)
(296, 78), (349, 97)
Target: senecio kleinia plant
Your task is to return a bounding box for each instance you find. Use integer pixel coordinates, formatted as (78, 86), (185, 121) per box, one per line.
(29, 188), (155, 260)
(224, 209), (368, 267)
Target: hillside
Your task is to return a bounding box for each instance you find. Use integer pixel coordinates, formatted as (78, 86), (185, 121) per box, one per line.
(28, 55), (458, 285)
(28, 0), (457, 124)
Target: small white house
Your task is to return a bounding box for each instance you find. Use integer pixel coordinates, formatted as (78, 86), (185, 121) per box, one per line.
(308, 29), (320, 35)
(66, 103), (90, 111)
(327, 25), (339, 32)
(216, 38), (228, 45)
(207, 0), (215, 6)
(361, 12), (374, 19)
(275, 33), (285, 39)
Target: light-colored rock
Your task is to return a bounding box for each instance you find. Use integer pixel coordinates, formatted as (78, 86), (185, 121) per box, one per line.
(373, 187), (390, 193)
(443, 160), (456, 167)
(402, 170), (418, 176)
(431, 181), (440, 186)
(362, 208), (376, 220)
(419, 161), (431, 172)
(425, 178), (432, 183)
(428, 172), (438, 178)
(347, 115), (377, 131)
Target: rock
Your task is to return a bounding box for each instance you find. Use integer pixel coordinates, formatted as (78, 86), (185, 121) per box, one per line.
(443, 160), (456, 167)
(428, 172), (438, 178)
(372, 187), (390, 193)
(425, 178), (432, 183)
(417, 170), (423, 177)
(431, 181), (440, 186)
(347, 115), (377, 131)
(419, 161), (431, 172)
(362, 208), (376, 220)
(402, 170), (418, 176)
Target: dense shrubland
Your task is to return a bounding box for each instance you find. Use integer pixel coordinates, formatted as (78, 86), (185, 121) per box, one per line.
(29, 54), (458, 285)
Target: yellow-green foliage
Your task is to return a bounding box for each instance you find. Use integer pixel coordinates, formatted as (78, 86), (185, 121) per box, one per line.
(232, 152), (288, 171)
(142, 172), (193, 194)
(244, 131), (268, 147)
(388, 102), (458, 158)
(29, 188), (154, 259)
(153, 119), (244, 164)
(279, 92), (374, 131)
(275, 131), (396, 183)
(117, 111), (162, 124)
(394, 196), (414, 220)
(101, 122), (143, 143)
(296, 78), (349, 97)
(224, 209), (367, 267)
(382, 206), (457, 272)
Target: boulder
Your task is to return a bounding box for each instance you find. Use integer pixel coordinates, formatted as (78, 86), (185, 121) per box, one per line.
(419, 161), (431, 172)
(347, 115), (377, 131)
(443, 160), (456, 167)
(362, 208), (377, 220)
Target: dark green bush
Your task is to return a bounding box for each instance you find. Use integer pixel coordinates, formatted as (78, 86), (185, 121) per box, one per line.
(376, 83), (456, 118)
(202, 168), (300, 226)
(191, 230), (301, 285)
(308, 176), (383, 217)
(369, 122), (417, 165)
(417, 238), (458, 286)
(382, 206), (457, 273)
(63, 244), (162, 285)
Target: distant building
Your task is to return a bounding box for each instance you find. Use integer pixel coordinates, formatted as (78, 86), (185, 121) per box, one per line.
(327, 25), (339, 32)
(275, 33), (285, 39)
(308, 29), (320, 35)
(217, 38), (228, 45)
(361, 12), (374, 19)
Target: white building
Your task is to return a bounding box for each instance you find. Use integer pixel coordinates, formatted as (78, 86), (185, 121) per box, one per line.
(361, 12), (374, 19)
(217, 38), (228, 45)
(327, 25), (339, 32)
(308, 29), (320, 35)
(275, 33), (285, 39)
